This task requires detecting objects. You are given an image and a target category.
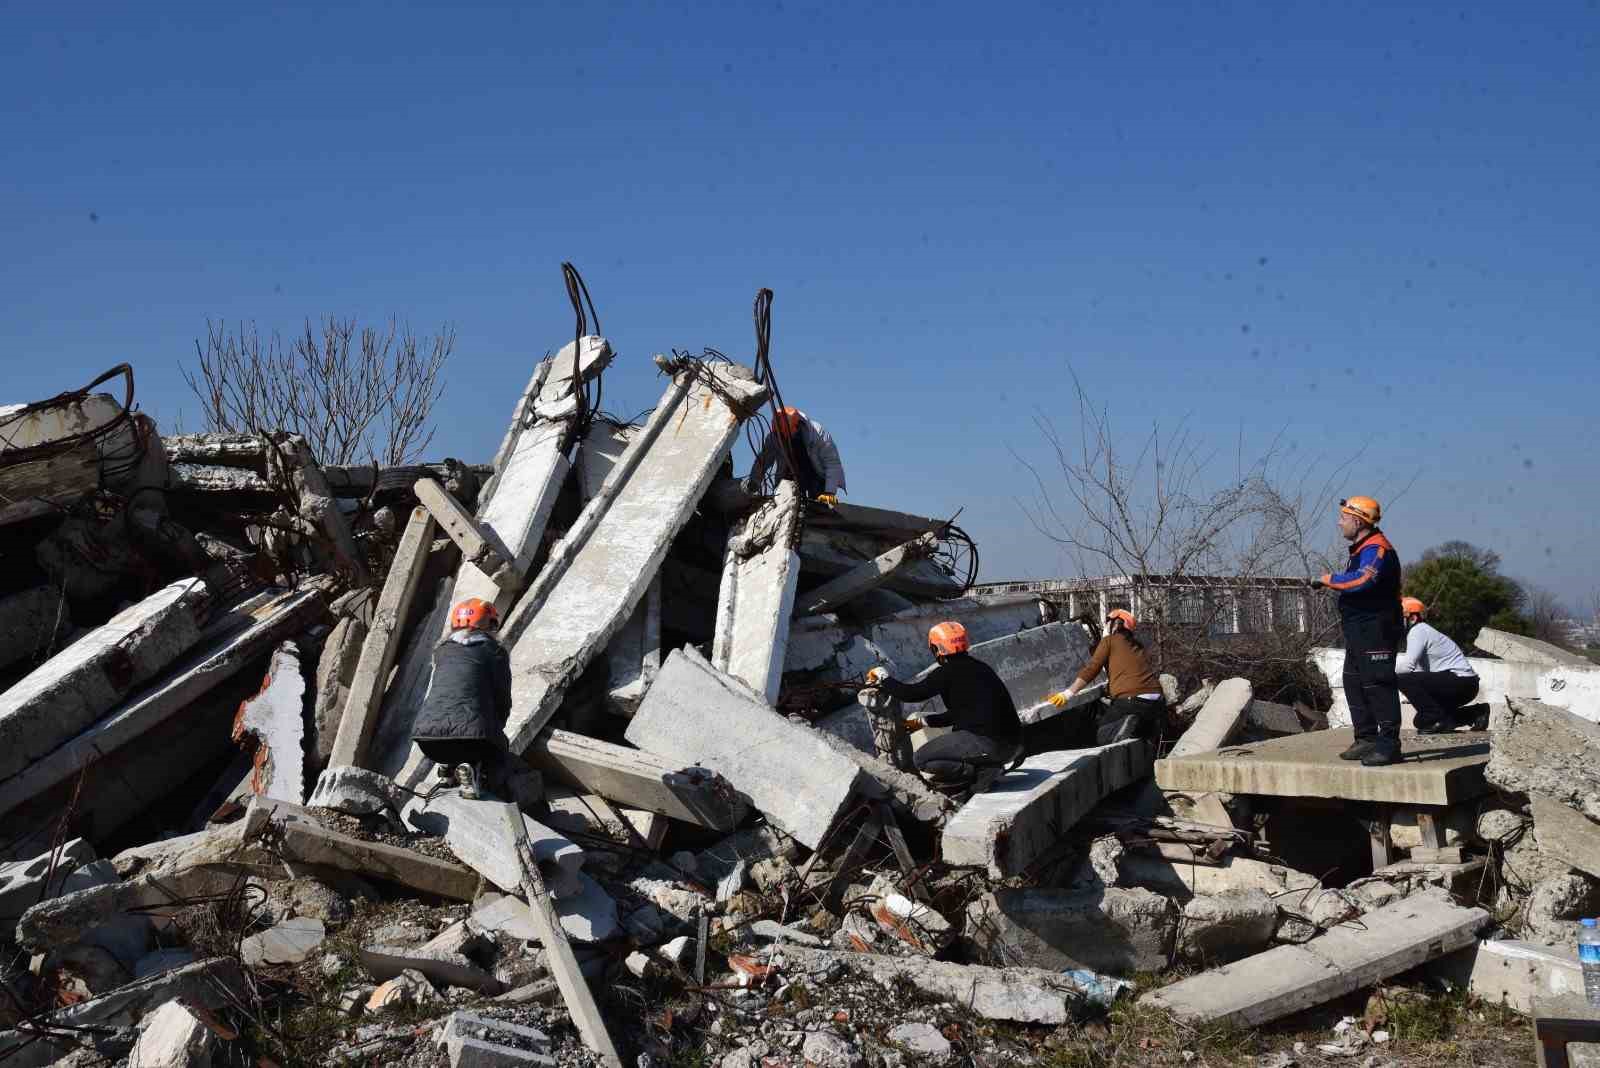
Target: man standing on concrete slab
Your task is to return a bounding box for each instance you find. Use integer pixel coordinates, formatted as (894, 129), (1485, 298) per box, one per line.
(412, 598), (514, 799)
(1045, 609), (1166, 745)
(865, 621), (1021, 795)
(744, 406), (846, 503)
(1313, 496), (1404, 766)
(1396, 596), (1487, 733)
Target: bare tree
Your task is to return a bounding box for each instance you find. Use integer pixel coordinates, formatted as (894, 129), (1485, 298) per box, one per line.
(182, 316), (452, 466)
(1521, 582), (1571, 645)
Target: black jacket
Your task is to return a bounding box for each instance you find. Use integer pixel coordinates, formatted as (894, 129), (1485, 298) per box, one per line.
(412, 632), (512, 743)
(877, 653), (1021, 744)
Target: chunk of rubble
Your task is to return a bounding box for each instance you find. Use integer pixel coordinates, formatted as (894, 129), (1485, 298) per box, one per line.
(400, 793), (586, 897)
(241, 916), (326, 967)
(0, 837), (97, 920)
(1176, 890), (1280, 964)
(309, 765), (403, 816)
(966, 886), (1176, 976)
(1476, 626), (1593, 667)
(368, 968), (440, 1012)
(230, 640), (306, 803)
(126, 999), (216, 1068)
(436, 1011), (554, 1068)
(1167, 677), (1253, 758)
(1488, 698), (1600, 821)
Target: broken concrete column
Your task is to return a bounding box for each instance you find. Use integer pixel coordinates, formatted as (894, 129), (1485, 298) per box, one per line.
(502, 357), (769, 751)
(711, 480), (801, 704)
(1140, 894), (1489, 1027)
(0, 577), (209, 783)
(414, 477), (521, 591)
(526, 729), (747, 831)
(0, 585), (67, 672)
(797, 530), (938, 617)
(942, 740), (1153, 878)
(626, 647), (870, 849)
(1167, 678), (1253, 758)
(1488, 698), (1600, 822)
(1476, 626), (1592, 667)
(264, 432), (370, 585)
(966, 886), (1177, 976)
(231, 641), (307, 804)
(312, 614), (366, 771)
(370, 576), (452, 779)
(798, 528), (962, 600)
(401, 792), (586, 897)
(327, 506), (436, 769)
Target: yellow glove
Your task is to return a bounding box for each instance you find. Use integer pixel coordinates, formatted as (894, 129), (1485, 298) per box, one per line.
(816, 493), (838, 506)
(864, 667), (888, 687)
(902, 718), (924, 733)
(1047, 691), (1071, 709)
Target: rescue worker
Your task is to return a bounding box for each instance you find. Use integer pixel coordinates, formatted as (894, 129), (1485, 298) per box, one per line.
(1045, 609), (1166, 744)
(411, 598), (514, 799)
(1396, 596), (1487, 733)
(745, 406), (846, 503)
(1312, 496), (1405, 766)
(864, 621), (1022, 793)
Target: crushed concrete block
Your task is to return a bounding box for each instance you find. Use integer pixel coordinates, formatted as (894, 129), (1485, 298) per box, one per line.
(359, 944), (504, 994)
(1477, 627), (1592, 667)
(1244, 699), (1305, 735)
(127, 999), (215, 1068)
(801, 1031), (863, 1068)
(528, 729), (747, 831)
(437, 1011), (554, 1067)
(886, 1021), (953, 1063)
(626, 647), (871, 849)
(1490, 699), (1600, 821)
(401, 793), (585, 897)
(941, 740), (1152, 877)
(309, 765), (402, 816)
(313, 614), (366, 770)
(1140, 894), (1490, 1027)
(1177, 890), (1279, 964)
(241, 916), (326, 967)
(231, 641), (306, 802)
(967, 886), (1176, 976)
(0, 837), (97, 920)
(501, 357), (769, 751)
(711, 480), (800, 703)
(0, 578), (209, 782)
(1168, 678), (1253, 758)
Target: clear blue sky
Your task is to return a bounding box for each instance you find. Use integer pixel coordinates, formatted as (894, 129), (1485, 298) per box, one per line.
(4, 1), (1596, 604)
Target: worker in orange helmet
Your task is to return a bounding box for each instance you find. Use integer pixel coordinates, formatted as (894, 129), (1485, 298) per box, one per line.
(864, 621), (1022, 796)
(1310, 496), (1405, 766)
(744, 406), (846, 504)
(411, 598), (514, 799)
(1045, 608), (1167, 745)
(1395, 597), (1487, 733)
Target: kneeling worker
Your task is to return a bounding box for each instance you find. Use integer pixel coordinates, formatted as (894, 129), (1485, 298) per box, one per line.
(865, 621), (1022, 793)
(745, 406), (846, 503)
(412, 598), (514, 800)
(1396, 597), (1486, 733)
(1045, 609), (1165, 744)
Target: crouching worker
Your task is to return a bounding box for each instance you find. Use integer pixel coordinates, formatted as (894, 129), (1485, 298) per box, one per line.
(1044, 609), (1165, 745)
(865, 621), (1023, 796)
(1396, 597), (1488, 733)
(412, 598), (514, 800)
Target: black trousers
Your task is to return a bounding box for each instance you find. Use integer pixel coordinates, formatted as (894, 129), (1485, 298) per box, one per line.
(1095, 697), (1162, 746)
(415, 737), (513, 794)
(1396, 671), (1480, 730)
(1344, 643), (1402, 749)
(913, 731), (1016, 784)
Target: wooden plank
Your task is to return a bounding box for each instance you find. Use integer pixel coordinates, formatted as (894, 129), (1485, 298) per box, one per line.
(327, 506), (434, 768)
(414, 477), (521, 591)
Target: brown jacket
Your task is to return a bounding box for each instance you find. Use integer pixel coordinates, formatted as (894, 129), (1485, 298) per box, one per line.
(1076, 634), (1162, 699)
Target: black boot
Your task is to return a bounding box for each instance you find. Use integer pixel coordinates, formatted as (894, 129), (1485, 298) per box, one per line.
(1340, 738), (1376, 761)
(1462, 704), (1492, 732)
(1361, 744), (1401, 767)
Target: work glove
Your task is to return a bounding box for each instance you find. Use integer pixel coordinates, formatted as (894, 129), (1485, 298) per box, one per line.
(901, 718), (924, 733)
(864, 666), (889, 687)
(816, 493), (838, 506)
(1047, 691), (1071, 709)
(1310, 575), (1328, 590)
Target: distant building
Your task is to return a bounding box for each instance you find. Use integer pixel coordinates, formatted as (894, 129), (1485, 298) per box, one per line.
(970, 573), (1330, 637)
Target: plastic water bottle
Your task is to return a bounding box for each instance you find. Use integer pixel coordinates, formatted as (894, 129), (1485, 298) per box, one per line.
(1580, 918), (1600, 1005)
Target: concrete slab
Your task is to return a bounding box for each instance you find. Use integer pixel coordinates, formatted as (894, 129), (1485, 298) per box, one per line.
(400, 794), (585, 897)
(902, 622), (1095, 728)
(711, 481), (801, 704)
(625, 647), (870, 849)
(1155, 727), (1491, 805)
(797, 531), (938, 617)
(502, 358), (768, 751)
(1169, 678), (1253, 758)
(1141, 894), (1489, 1027)
(1477, 627), (1592, 667)
(1489, 700), (1600, 821)
(1533, 794), (1600, 882)
(798, 528), (961, 600)
(231, 641), (306, 803)
(0, 577), (209, 782)
(438, 1011), (555, 1067)
(527, 729), (747, 831)
(604, 574), (661, 716)
(942, 740), (1153, 877)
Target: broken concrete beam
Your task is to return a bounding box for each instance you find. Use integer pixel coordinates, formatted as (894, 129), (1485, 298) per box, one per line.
(966, 886), (1177, 976)
(1476, 626), (1592, 667)
(0, 585), (67, 672)
(313, 614), (366, 771)
(160, 432), (267, 467)
(401, 793), (586, 897)
(1141, 894), (1489, 1027)
(1488, 699), (1600, 821)
(576, 420), (639, 500)
(328, 505), (436, 769)
(415, 477), (521, 591)
(942, 740), (1153, 877)
(0, 577), (209, 783)
(527, 729), (746, 831)
(625, 647), (871, 848)
(502, 357), (769, 750)
(711, 480), (801, 703)
(778, 946), (1105, 1025)
(797, 530), (937, 617)
(1157, 726), (1490, 806)
(264, 432), (370, 584)
(1435, 938), (1586, 1014)
(1168, 678), (1253, 758)
(371, 576), (452, 779)
(604, 575), (661, 717)
(798, 527), (961, 600)
(231, 641), (307, 803)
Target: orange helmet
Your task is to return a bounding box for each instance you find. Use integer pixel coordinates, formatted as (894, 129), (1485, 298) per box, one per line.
(774, 407), (803, 437)
(450, 598), (499, 632)
(1340, 495), (1381, 525)
(1105, 608), (1136, 633)
(1400, 596), (1426, 619)
(928, 621), (969, 657)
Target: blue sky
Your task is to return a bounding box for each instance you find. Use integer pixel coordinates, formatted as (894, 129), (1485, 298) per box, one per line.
(4, 1), (1596, 604)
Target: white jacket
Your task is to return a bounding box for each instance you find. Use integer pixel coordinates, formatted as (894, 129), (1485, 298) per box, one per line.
(1398, 622), (1476, 677)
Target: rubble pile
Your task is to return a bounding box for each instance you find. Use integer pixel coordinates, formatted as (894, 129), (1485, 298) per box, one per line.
(2, 344), (1596, 1066)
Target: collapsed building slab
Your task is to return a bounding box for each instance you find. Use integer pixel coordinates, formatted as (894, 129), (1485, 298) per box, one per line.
(0, 577), (209, 783)
(231, 641), (307, 803)
(502, 358), (769, 751)
(1140, 894), (1490, 1027)
(1168, 678), (1253, 758)
(626, 648), (870, 848)
(1156, 727), (1491, 806)
(1488, 699), (1600, 821)
(527, 729), (747, 831)
(711, 480), (801, 704)
(798, 527), (961, 600)
(1476, 626), (1592, 667)
(796, 531), (939, 617)
(942, 740), (1153, 877)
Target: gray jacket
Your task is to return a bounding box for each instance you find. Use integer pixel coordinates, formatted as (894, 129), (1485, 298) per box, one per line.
(748, 414), (846, 496)
(412, 631), (512, 742)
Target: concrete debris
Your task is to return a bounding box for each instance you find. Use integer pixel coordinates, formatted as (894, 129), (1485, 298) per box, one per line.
(241, 916), (327, 967)
(967, 886), (1176, 976)
(1167, 677), (1253, 758)
(309, 764), (403, 816)
(230, 640), (306, 802)
(711, 479), (800, 703)
(368, 967), (441, 1012)
(437, 1011), (555, 1067)
(127, 999), (216, 1068)
(1476, 626), (1593, 667)
(528, 728), (747, 830)
(1488, 697), (1600, 821)
(1176, 890), (1281, 964)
